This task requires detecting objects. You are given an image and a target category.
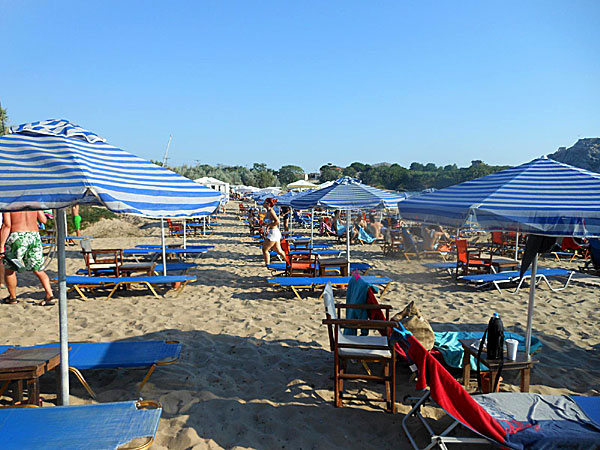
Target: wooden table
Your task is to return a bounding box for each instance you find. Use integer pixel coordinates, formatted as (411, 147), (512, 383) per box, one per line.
(0, 347), (62, 405)
(318, 257), (349, 276)
(459, 338), (537, 393)
(491, 257), (520, 272)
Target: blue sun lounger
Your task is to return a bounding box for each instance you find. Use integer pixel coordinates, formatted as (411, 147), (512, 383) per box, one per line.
(76, 262), (197, 277)
(267, 275), (393, 300)
(460, 268), (574, 293)
(0, 341), (181, 399)
(65, 275), (196, 299)
(267, 261), (371, 274)
(0, 400), (162, 450)
(136, 244), (215, 251)
(423, 261), (455, 275)
(123, 247), (209, 258)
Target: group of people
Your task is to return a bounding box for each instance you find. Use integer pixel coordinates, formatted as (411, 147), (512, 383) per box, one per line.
(0, 205), (83, 305)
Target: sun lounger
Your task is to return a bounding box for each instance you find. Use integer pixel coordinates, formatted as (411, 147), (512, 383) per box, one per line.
(397, 329), (600, 450)
(422, 261), (455, 275)
(267, 275), (393, 300)
(267, 261), (371, 274)
(123, 247), (209, 257)
(0, 341), (181, 399)
(75, 262), (197, 277)
(0, 400), (162, 450)
(136, 244), (215, 250)
(460, 268), (574, 293)
(64, 275), (196, 299)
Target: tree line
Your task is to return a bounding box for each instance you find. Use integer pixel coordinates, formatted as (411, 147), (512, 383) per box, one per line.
(164, 160), (511, 192)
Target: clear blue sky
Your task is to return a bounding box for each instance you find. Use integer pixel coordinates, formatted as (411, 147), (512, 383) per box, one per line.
(2, 1), (599, 172)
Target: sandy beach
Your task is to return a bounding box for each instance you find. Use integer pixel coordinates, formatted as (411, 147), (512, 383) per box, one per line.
(0, 202), (598, 449)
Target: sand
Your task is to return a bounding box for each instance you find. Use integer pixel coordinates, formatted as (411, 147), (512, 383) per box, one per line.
(0, 202), (598, 449)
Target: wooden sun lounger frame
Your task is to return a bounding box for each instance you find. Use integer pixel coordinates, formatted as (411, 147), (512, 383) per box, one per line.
(66, 276), (197, 300)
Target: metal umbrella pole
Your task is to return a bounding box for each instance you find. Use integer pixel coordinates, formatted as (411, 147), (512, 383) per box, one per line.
(160, 219), (167, 276)
(55, 208), (69, 405)
(514, 232), (520, 261)
(525, 254), (538, 357)
(183, 218), (187, 249)
(346, 209), (351, 274)
(310, 208), (314, 247)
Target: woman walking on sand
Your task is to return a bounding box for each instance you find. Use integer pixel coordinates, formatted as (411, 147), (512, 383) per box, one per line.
(261, 198), (286, 266)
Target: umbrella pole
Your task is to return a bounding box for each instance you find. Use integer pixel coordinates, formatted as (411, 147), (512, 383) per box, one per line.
(56, 208), (70, 405)
(290, 208), (293, 235)
(203, 217), (206, 236)
(183, 218), (187, 249)
(346, 209), (351, 274)
(525, 254), (537, 357)
(514, 232), (519, 261)
(310, 208), (314, 247)
(161, 219), (167, 276)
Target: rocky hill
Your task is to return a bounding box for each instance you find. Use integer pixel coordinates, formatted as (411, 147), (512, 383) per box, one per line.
(549, 138), (600, 173)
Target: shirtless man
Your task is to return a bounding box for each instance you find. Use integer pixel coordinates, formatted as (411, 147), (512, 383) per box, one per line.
(0, 211), (55, 305)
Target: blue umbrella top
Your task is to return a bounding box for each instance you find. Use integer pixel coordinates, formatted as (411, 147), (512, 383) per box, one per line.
(398, 157), (600, 237)
(0, 119), (222, 217)
(290, 176), (407, 210)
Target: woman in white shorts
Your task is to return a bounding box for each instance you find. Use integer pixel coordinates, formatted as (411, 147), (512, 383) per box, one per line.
(261, 198), (287, 266)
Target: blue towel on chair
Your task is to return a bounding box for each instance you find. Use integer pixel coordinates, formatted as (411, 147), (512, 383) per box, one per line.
(344, 276), (375, 336)
(358, 227), (376, 243)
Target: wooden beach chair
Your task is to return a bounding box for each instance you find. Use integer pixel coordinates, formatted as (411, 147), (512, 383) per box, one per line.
(321, 282), (397, 413)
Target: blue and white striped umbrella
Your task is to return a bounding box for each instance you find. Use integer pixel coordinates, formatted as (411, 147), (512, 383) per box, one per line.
(290, 176), (406, 210)
(398, 156), (600, 357)
(276, 189), (313, 206)
(0, 119), (222, 405)
(0, 119), (222, 217)
(398, 157), (600, 238)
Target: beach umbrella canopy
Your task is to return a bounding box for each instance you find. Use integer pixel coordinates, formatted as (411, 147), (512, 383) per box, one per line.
(286, 179), (317, 190)
(398, 157), (600, 237)
(0, 119), (223, 404)
(397, 156), (600, 355)
(276, 190), (314, 206)
(290, 176), (406, 210)
(2, 120), (222, 215)
(291, 177), (406, 261)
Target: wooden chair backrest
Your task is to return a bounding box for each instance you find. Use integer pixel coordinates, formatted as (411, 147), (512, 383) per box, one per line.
(322, 283), (337, 351)
(491, 232), (503, 245)
(456, 239), (468, 263)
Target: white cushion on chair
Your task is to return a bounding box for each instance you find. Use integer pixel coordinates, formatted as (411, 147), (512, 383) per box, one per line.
(323, 282), (337, 319)
(337, 333), (391, 358)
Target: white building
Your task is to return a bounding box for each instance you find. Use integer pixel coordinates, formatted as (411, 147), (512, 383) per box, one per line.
(194, 176), (230, 197)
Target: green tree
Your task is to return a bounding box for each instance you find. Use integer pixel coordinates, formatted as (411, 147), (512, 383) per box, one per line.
(0, 103), (8, 136)
(319, 163), (342, 182)
(277, 165), (305, 185)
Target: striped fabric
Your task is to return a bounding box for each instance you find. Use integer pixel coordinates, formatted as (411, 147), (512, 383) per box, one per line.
(0, 119), (222, 217)
(290, 176), (406, 210)
(398, 157), (600, 237)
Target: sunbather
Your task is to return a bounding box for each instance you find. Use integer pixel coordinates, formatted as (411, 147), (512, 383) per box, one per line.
(421, 225), (449, 251)
(0, 211), (55, 305)
(261, 198), (287, 266)
(366, 214), (383, 238)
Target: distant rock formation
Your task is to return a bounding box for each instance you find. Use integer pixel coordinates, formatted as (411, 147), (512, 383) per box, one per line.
(549, 138), (600, 173)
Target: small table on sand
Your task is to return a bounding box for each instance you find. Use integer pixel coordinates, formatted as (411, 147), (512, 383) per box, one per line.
(0, 347), (62, 405)
(459, 338), (537, 393)
(318, 257), (349, 276)
(491, 257), (520, 272)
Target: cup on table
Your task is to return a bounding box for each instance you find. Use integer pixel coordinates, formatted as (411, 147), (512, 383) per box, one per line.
(506, 338), (518, 360)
